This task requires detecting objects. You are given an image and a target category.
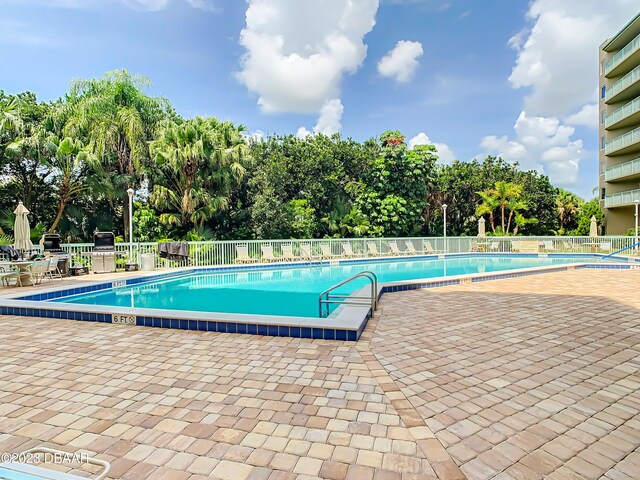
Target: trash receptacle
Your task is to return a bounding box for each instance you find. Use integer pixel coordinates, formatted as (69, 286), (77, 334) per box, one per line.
(141, 253), (155, 271)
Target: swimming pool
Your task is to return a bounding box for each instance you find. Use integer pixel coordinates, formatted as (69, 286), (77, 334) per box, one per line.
(52, 255), (613, 317)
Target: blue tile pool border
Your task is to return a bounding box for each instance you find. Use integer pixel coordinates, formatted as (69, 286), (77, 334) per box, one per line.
(0, 253), (637, 341)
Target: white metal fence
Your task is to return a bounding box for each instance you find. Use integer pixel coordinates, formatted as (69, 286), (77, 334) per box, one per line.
(60, 236), (639, 270)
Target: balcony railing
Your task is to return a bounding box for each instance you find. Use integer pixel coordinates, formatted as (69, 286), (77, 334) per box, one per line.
(606, 65), (640, 101)
(605, 156), (640, 181)
(604, 188), (640, 207)
(605, 126), (640, 155)
(605, 96), (640, 128)
(605, 33), (640, 76)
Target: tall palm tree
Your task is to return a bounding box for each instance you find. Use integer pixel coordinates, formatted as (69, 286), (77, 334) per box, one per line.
(149, 117), (249, 233)
(0, 96), (22, 133)
(477, 181), (523, 234)
(555, 189), (580, 234)
(476, 191), (499, 233)
(63, 70), (170, 239)
(45, 137), (91, 232)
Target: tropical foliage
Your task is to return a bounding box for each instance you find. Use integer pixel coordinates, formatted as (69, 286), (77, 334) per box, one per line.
(0, 70), (605, 242)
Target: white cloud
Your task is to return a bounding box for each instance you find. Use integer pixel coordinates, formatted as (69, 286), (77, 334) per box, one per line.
(563, 103), (598, 129)
(377, 40), (424, 84)
(236, 0), (379, 116)
(408, 132), (456, 164)
(480, 111), (584, 185)
(508, 0), (639, 117)
(296, 98), (344, 137)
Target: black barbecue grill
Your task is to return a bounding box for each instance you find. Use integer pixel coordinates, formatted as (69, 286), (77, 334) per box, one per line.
(41, 233), (70, 276)
(82, 231), (127, 273)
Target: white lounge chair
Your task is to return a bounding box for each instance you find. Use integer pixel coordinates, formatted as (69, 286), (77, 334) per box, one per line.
(320, 243), (337, 259)
(367, 242), (384, 256)
(260, 244), (280, 262)
(281, 244), (300, 261)
(388, 241), (404, 255)
(236, 244), (258, 264)
(488, 241), (500, 252)
(563, 241), (579, 252)
(599, 242), (612, 252)
(543, 240), (556, 252)
(470, 241), (480, 252)
(422, 241), (444, 254)
(404, 240), (419, 255)
(511, 240), (521, 252)
(300, 243), (317, 260)
(0, 264), (21, 287)
(341, 242), (357, 258)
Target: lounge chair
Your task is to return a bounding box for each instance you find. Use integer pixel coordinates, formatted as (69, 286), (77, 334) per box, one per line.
(300, 243), (317, 260)
(470, 241), (480, 252)
(367, 242), (384, 256)
(488, 241), (500, 252)
(543, 240), (556, 252)
(236, 244), (258, 264)
(422, 241), (444, 254)
(599, 242), (612, 252)
(0, 446), (110, 480)
(518, 240), (540, 253)
(30, 260), (51, 285)
(404, 240), (419, 255)
(0, 264), (21, 287)
(511, 240), (521, 252)
(320, 243), (337, 259)
(260, 244), (279, 262)
(341, 242), (357, 258)
(281, 244), (300, 261)
(388, 241), (404, 255)
(46, 256), (63, 281)
(562, 241), (579, 252)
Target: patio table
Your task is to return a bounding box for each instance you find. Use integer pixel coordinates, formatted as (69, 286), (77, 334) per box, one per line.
(8, 260), (34, 286)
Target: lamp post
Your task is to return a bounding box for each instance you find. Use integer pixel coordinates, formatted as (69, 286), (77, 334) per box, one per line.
(442, 204), (448, 253)
(127, 188), (134, 243)
(634, 199), (639, 251)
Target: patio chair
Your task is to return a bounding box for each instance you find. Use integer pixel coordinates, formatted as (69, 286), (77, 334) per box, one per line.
(281, 244), (300, 261)
(367, 241), (384, 256)
(404, 240), (419, 255)
(562, 241), (579, 252)
(260, 244), (280, 262)
(29, 260), (50, 285)
(510, 240), (521, 252)
(470, 241), (480, 252)
(488, 241), (500, 252)
(341, 242), (357, 258)
(300, 243), (317, 260)
(388, 241), (404, 255)
(235, 244), (258, 264)
(599, 241), (612, 253)
(0, 446), (110, 480)
(519, 240), (540, 253)
(543, 240), (556, 252)
(319, 243), (337, 259)
(46, 256), (63, 281)
(423, 241), (444, 254)
(0, 264), (21, 287)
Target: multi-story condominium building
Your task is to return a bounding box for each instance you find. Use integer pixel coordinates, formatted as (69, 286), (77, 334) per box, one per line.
(599, 11), (640, 234)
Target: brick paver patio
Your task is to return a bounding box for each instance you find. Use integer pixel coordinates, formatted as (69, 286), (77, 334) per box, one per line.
(0, 268), (638, 479)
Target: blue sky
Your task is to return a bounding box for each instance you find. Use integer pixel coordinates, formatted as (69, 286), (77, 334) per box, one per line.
(1, 0), (638, 199)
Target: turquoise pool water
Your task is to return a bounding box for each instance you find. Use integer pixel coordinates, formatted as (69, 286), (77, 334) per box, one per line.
(55, 256), (596, 318)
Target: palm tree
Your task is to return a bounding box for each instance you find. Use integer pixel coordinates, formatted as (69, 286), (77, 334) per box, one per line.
(63, 70), (170, 239)
(45, 137), (92, 232)
(0, 96), (22, 133)
(149, 117), (249, 234)
(555, 189), (581, 234)
(476, 181), (523, 234)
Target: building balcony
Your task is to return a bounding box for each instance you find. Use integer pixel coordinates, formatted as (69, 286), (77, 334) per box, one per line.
(605, 96), (640, 129)
(605, 65), (640, 103)
(604, 33), (640, 78)
(605, 126), (640, 155)
(604, 188), (640, 208)
(605, 156), (640, 181)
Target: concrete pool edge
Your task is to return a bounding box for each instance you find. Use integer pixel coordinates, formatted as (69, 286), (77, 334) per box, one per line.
(0, 254), (638, 341)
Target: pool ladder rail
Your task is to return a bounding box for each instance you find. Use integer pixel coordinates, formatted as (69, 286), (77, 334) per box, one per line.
(319, 270), (378, 318)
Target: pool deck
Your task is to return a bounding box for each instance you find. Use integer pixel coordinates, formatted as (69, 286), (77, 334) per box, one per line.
(0, 268), (639, 479)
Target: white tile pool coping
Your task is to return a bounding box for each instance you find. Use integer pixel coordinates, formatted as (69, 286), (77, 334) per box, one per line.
(0, 252), (638, 341)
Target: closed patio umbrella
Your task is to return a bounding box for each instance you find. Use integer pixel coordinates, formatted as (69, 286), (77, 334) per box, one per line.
(589, 215), (598, 237)
(478, 217), (486, 237)
(13, 201), (33, 252)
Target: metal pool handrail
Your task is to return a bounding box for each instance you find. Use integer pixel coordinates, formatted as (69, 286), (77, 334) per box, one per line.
(319, 270), (378, 318)
(601, 240), (640, 259)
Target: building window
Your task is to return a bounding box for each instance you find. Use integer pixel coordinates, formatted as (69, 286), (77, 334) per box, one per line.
(601, 136), (606, 150)
(601, 112), (605, 124)
(600, 162), (605, 175)
(601, 85), (606, 98)
(601, 188), (606, 200)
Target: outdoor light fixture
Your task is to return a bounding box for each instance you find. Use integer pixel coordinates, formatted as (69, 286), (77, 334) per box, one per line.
(442, 204), (448, 253)
(127, 188), (134, 243)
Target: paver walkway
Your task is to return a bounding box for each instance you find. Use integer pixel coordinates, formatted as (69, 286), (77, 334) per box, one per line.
(0, 268), (638, 479)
